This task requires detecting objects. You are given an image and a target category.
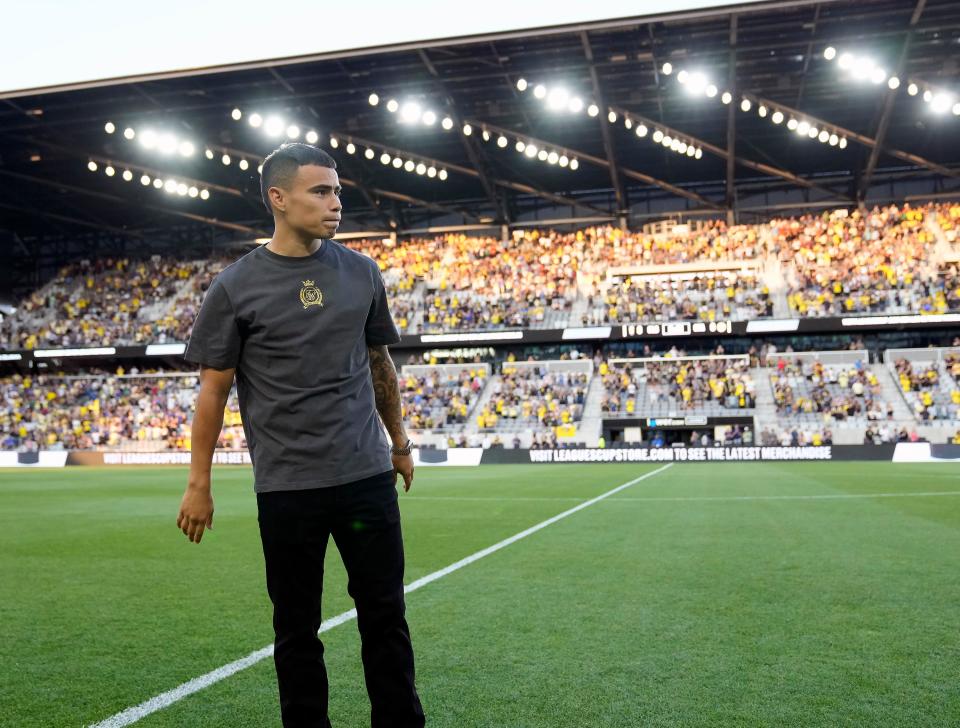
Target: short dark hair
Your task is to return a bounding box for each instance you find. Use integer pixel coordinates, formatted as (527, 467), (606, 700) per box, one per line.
(260, 143), (337, 212)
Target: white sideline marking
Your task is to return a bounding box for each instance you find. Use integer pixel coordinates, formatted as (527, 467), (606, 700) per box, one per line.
(405, 491), (960, 504)
(88, 463), (674, 727)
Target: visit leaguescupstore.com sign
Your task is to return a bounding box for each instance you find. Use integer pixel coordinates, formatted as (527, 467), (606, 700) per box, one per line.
(529, 447), (833, 463)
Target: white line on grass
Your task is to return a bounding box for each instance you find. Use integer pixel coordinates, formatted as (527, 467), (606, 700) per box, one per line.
(404, 491), (960, 504)
(88, 463), (674, 728)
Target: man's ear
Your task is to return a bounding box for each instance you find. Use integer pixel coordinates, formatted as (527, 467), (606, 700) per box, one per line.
(268, 186), (285, 213)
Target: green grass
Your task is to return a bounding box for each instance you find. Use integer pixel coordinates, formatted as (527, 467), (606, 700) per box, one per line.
(2, 462), (959, 727)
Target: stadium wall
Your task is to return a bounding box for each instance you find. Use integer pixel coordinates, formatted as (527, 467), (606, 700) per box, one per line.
(3, 444), (959, 468)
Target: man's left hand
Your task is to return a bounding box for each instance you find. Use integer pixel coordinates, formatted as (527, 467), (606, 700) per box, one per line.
(392, 453), (414, 492)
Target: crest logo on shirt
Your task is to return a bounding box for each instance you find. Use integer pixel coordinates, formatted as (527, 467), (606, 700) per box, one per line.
(299, 280), (324, 309)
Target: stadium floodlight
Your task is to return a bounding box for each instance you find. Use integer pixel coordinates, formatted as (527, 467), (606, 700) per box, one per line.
(330, 137), (339, 148)
(462, 123), (472, 136)
(239, 159), (249, 170)
(533, 84), (546, 99)
(888, 76), (900, 90)
(546, 87), (569, 111)
(721, 91), (732, 105)
(231, 108), (242, 120)
(248, 112), (263, 127)
(415, 162), (426, 175)
(524, 144), (537, 158)
(537, 149), (548, 161)
(587, 103), (599, 117)
(694, 148), (702, 159)
(204, 148), (214, 159)
(364, 147), (375, 160)
(188, 186), (199, 198)
(104, 121), (115, 134)
(516, 78), (528, 91)
(104, 165), (115, 177)
(636, 124), (647, 137)
(740, 98), (752, 112)
(772, 110), (784, 124)
(438, 169), (448, 180)
(677, 69), (688, 84)
(923, 89), (933, 103)
(559, 155), (569, 167)
(140, 174), (150, 185)
(829, 133), (839, 146)
(678, 141), (687, 154)
(624, 117), (633, 129)
(607, 110), (617, 123)
(547, 151), (559, 164)
(954, 103), (960, 116)
(152, 177), (163, 189)
(404, 159), (415, 172)
(870, 68), (887, 85)
(851, 57), (873, 81)
(386, 99), (399, 112)
(482, 129), (490, 141)
(686, 72), (707, 95)
(758, 105), (767, 118)
(662, 135), (672, 147)
(907, 83), (919, 96)
(787, 118), (798, 130)
(441, 117), (454, 130)
(706, 84), (718, 98)
(286, 125), (300, 139)
(423, 110), (437, 126)
(346, 142), (356, 154)
(176, 183), (188, 196)
(158, 133), (177, 155)
(818, 130), (830, 143)
(264, 116), (285, 137)
(796, 121), (809, 136)
(569, 158), (579, 170)
(123, 127), (135, 140)
(305, 129), (319, 144)
(838, 137), (848, 149)
(652, 129), (664, 143)
(515, 140), (525, 152)
(837, 53), (853, 71)
(661, 62), (673, 75)
(568, 97), (584, 113)
(87, 160), (97, 172)
(121, 169), (133, 181)
(368, 93), (379, 106)
(139, 129), (157, 149)
(200, 189), (210, 200)
(686, 145), (695, 157)
(164, 178), (177, 193)
(380, 153), (391, 164)
(392, 157), (403, 168)
(400, 102), (422, 124)
(178, 141), (194, 157)
(823, 46), (836, 61)
(931, 93), (953, 114)
(427, 166), (437, 177)
(807, 125), (819, 139)
(221, 153), (231, 165)
(497, 135), (508, 148)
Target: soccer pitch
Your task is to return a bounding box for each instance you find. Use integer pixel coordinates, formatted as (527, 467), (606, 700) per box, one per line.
(2, 463), (959, 727)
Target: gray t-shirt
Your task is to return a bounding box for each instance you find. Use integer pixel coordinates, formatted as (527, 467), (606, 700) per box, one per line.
(184, 241), (400, 492)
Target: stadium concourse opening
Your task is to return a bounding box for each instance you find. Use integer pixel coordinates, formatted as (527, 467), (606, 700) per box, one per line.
(1, 0), (960, 725)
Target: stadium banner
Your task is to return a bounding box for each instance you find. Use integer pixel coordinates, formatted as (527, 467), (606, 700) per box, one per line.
(4, 312), (960, 364)
(6, 445), (959, 468)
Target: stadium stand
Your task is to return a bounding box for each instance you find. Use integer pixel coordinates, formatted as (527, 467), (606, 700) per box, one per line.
(3, 204), (960, 350)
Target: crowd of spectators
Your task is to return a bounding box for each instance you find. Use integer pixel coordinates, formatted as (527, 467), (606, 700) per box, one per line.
(0, 369), (244, 452)
(894, 355), (960, 421)
(600, 356), (755, 414)
(770, 358), (889, 421)
(400, 367), (487, 430)
(476, 365), (589, 429)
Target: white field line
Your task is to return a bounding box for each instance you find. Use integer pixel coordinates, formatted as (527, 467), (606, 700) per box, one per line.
(88, 463), (675, 728)
(403, 491), (960, 504)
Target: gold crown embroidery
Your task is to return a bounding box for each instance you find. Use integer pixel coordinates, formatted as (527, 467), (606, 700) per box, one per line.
(299, 280), (323, 308)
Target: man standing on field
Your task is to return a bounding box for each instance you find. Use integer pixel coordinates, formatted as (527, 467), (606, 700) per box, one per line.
(176, 142), (425, 728)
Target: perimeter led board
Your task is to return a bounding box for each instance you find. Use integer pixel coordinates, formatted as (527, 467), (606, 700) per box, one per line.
(2, 0), (773, 97)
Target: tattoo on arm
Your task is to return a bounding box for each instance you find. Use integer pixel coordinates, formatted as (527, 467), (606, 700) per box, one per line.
(368, 345), (407, 444)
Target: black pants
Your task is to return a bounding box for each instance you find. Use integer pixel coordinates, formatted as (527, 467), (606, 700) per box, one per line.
(257, 470), (425, 728)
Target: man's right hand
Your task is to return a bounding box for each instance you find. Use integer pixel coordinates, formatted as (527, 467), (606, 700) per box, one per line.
(177, 480), (214, 544)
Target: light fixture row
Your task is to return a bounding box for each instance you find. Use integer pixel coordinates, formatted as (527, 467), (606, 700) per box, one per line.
(106, 122), (197, 157)
(663, 64), (849, 149)
(234, 108), (322, 143)
(515, 78), (595, 115)
(86, 160), (210, 199)
(608, 109), (703, 159)
(370, 94), (457, 130)
(822, 46), (960, 116)
(329, 135), (449, 180)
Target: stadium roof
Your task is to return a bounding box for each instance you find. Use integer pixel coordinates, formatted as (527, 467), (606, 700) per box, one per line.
(0, 0), (958, 251)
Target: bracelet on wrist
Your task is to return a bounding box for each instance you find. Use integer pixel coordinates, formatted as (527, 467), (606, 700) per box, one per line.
(390, 439), (412, 456)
